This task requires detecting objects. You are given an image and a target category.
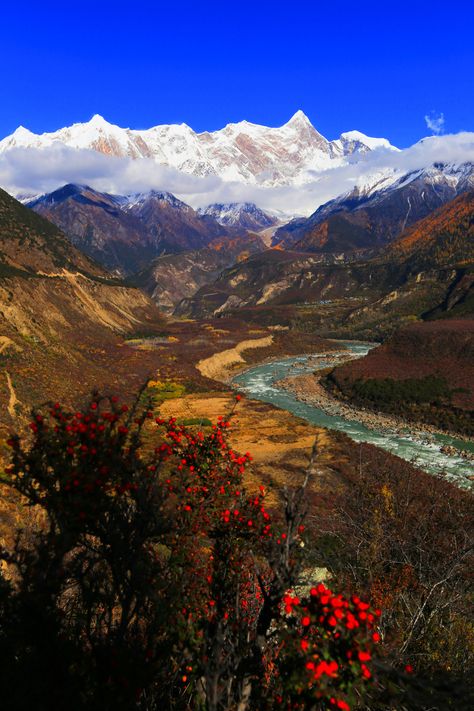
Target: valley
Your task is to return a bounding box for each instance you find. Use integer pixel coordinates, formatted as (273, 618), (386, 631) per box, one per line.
(1, 170), (472, 478)
(0, 124), (473, 710)
(3, 5), (474, 707)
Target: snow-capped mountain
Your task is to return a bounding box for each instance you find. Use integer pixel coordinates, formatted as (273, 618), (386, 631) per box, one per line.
(308, 162), (474, 222)
(197, 202), (277, 231)
(123, 190), (195, 212)
(272, 161), (474, 251)
(0, 111), (398, 188)
(335, 131), (394, 154)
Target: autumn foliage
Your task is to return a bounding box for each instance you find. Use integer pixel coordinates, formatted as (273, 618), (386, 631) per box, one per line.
(0, 395), (381, 711)
(327, 319), (474, 435)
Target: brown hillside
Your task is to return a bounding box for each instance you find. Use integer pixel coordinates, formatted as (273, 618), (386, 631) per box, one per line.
(328, 320), (474, 435)
(0, 188), (167, 428)
(332, 320), (474, 408)
(385, 190), (474, 265)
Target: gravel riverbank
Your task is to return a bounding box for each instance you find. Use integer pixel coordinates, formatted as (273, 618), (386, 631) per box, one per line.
(276, 352), (474, 466)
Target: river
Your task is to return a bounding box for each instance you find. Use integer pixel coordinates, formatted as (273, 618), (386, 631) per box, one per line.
(233, 342), (474, 489)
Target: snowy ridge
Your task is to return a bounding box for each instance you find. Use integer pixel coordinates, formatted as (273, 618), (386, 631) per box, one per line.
(123, 190), (191, 211)
(337, 131), (396, 152)
(198, 202), (277, 229)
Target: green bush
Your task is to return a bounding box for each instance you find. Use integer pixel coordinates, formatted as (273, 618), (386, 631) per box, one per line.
(352, 375), (453, 405)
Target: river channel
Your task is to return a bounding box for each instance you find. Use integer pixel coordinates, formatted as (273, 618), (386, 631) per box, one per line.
(233, 342), (474, 488)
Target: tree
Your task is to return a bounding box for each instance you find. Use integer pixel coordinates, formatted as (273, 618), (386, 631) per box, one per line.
(0, 394), (379, 711)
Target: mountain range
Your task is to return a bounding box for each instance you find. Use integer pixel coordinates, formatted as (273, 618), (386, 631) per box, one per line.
(273, 162), (474, 253)
(27, 185), (272, 276)
(0, 111), (397, 188)
(0, 151), (473, 427)
(1, 110), (474, 351)
(179, 188), (474, 337)
(19, 157), (474, 318)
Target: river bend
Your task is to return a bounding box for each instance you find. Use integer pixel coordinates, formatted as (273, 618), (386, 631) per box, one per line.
(233, 342), (474, 488)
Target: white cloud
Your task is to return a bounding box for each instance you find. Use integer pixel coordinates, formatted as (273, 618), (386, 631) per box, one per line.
(424, 111), (445, 135)
(1, 131), (473, 217)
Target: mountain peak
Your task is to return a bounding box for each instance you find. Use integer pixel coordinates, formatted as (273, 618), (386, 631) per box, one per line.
(198, 201), (276, 229)
(26, 183), (94, 208)
(285, 110), (312, 127)
(88, 114), (110, 126)
(339, 130), (398, 152)
(12, 125), (35, 138)
(124, 189), (188, 210)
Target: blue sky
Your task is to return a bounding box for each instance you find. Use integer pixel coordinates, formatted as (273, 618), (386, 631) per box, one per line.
(1, 1), (473, 147)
